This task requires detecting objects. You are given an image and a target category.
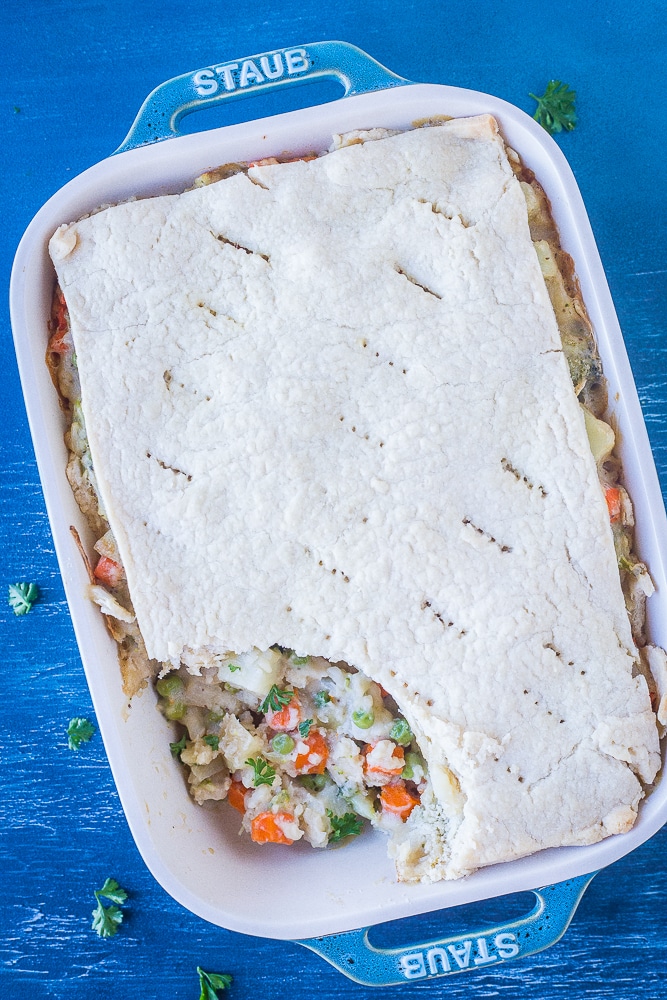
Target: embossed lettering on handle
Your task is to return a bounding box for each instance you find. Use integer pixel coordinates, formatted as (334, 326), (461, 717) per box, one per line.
(115, 41), (411, 154)
(191, 47), (311, 98)
(298, 874), (597, 986)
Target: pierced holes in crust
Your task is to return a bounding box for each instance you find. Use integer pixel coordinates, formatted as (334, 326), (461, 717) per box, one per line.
(462, 517), (512, 554)
(146, 451), (192, 482)
(394, 264), (442, 300)
(501, 457), (547, 498)
(212, 231), (270, 262)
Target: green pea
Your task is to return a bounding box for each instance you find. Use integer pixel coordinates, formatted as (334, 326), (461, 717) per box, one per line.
(352, 708), (374, 730)
(402, 751), (423, 781)
(164, 700), (186, 721)
(156, 674), (184, 698)
(390, 718), (413, 746)
(157, 674), (186, 720)
(298, 773), (328, 792)
(271, 733), (295, 755)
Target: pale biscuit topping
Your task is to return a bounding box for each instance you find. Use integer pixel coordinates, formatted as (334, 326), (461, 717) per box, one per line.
(50, 116), (660, 880)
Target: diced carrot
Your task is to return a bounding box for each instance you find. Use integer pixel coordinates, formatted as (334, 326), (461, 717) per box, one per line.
(48, 289), (71, 354)
(93, 555), (124, 588)
(227, 780), (248, 815)
(294, 730), (329, 774)
(266, 692), (302, 732)
(47, 326), (70, 354)
(250, 811), (295, 845)
(380, 782), (420, 821)
(364, 742), (405, 776)
(605, 487), (622, 523)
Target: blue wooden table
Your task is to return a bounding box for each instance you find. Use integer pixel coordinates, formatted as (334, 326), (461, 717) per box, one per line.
(3, 2), (667, 997)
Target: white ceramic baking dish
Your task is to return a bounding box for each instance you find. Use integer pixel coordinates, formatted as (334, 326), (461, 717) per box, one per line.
(10, 41), (667, 985)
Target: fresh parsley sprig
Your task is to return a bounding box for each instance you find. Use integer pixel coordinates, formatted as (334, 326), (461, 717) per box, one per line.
(67, 717), (95, 751)
(91, 878), (128, 938)
(197, 967), (232, 1000)
(529, 80), (577, 134)
(245, 757), (276, 787)
(8, 581), (39, 615)
(326, 810), (364, 843)
(259, 685), (294, 714)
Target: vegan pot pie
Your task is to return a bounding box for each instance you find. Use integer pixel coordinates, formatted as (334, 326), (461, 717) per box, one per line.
(47, 115), (666, 882)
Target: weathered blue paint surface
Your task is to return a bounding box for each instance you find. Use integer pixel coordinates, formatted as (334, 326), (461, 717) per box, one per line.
(2, 1), (667, 997)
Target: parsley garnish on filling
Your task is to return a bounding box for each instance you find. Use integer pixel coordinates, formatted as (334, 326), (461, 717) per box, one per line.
(259, 684), (294, 713)
(245, 757), (276, 787)
(170, 733), (187, 757)
(298, 718), (314, 738)
(326, 810), (364, 842)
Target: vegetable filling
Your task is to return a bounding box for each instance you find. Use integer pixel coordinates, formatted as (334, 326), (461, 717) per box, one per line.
(156, 649), (426, 846)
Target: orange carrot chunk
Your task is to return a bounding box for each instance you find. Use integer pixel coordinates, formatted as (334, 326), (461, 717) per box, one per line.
(48, 290), (71, 354)
(605, 486), (622, 523)
(295, 730), (329, 775)
(93, 555), (124, 588)
(266, 692), (302, 732)
(380, 782), (420, 821)
(227, 780), (248, 815)
(47, 327), (70, 354)
(364, 742), (405, 776)
(250, 811), (295, 845)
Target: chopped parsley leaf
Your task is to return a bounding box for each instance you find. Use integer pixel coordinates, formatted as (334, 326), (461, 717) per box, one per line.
(91, 878), (128, 938)
(197, 967), (232, 1000)
(298, 718), (314, 738)
(67, 717), (95, 751)
(8, 581), (39, 615)
(326, 810), (364, 843)
(245, 757), (276, 787)
(204, 734), (220, 751)
(170, 733), (187, 757)
(529, 80), (577, 134)
(259, 684), (294, 714)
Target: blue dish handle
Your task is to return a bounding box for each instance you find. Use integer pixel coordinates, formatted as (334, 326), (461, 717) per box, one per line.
(114, 41), (412, 154)
(297, 872), (597, 986)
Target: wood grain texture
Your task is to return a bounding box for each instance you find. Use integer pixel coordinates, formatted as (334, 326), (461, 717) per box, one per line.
(2, 1), (667, 996)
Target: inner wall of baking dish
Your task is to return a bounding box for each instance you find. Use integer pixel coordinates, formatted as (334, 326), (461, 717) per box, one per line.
(13, 82), (667, 940)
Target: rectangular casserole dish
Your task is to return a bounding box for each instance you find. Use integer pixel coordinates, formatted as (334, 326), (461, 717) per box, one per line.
(10, 40), (667, 982)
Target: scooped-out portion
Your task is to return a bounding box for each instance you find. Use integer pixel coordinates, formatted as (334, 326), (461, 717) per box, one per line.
(47, 116), (665, 883)
(156, 648), (430, 852)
